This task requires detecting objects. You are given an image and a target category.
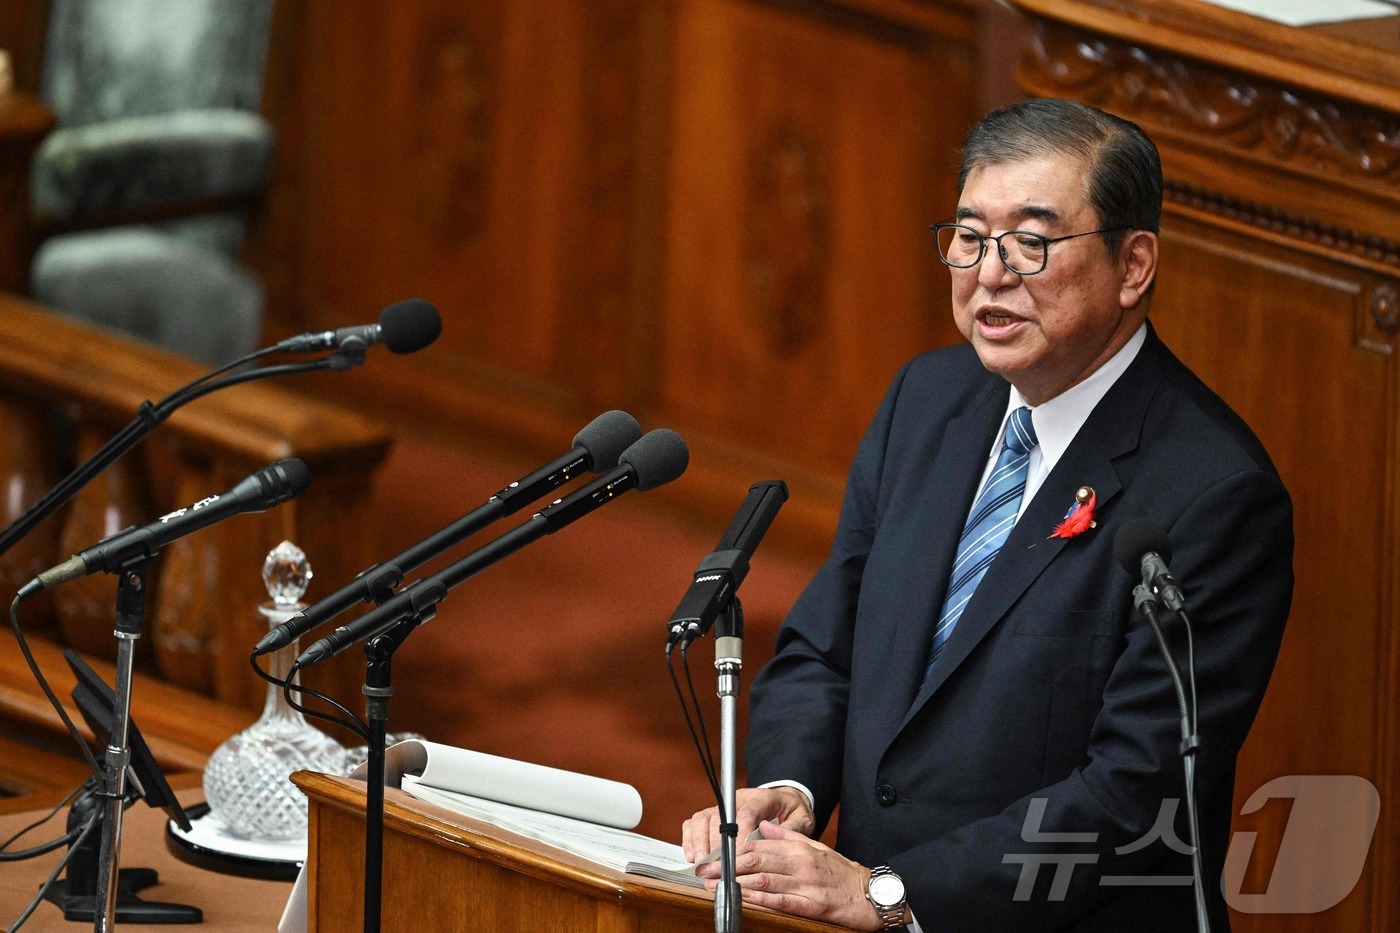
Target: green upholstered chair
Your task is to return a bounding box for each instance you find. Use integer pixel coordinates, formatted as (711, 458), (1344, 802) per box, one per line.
(28, 0), (275, 365)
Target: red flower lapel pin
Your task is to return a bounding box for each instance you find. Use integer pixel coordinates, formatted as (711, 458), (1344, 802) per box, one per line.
(1050, 486), (1097, 539)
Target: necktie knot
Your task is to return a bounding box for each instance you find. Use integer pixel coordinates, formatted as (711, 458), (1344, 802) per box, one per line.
(1003, 407), (1037, 456)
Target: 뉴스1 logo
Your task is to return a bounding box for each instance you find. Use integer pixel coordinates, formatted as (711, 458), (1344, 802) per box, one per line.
(1002, 775), (1379, 913)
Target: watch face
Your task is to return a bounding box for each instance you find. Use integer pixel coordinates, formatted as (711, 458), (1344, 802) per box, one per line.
(869, 873), (905, 907)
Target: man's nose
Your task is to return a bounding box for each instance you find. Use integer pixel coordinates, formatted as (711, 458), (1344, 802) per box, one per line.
(977, 238), (1021, 288)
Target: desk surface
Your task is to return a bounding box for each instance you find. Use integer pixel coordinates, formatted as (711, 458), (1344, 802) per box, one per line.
(0, 775), (293, 932)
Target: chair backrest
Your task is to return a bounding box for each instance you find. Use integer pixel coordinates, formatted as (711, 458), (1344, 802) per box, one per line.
(39, 0), (273, 126)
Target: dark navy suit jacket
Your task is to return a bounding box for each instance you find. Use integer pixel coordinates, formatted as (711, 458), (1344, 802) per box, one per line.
(746, 327), (1293, 931)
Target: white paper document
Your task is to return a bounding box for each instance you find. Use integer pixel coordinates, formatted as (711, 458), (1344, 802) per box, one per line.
(278, 739), (704, 932)
(400, 775), (703, 887)
(1200, 0), (1398, 27)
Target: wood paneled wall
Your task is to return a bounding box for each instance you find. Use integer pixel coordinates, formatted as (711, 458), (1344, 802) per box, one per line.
(1010, 1), (1400, 930)
(6, 0), (1396, 926)
(251, 0), (997, 553)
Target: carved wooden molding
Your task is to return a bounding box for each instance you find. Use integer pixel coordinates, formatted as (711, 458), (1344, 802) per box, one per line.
(745, 126), (831, 358)
(1165, 179), (1400, 270)
(1021, 21), (1400, 198)
(1374, 282), (1400, 336)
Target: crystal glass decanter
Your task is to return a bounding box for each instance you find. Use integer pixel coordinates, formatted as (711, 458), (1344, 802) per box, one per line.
(203, 541), (347, 839)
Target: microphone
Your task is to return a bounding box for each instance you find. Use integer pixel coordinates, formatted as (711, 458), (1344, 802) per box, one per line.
(274, 299), (442, 355)
(252, 410), (643, 657)
(20, 458), (311, 596)
(295, 429), (689, 667)
(668, 480), (788, 649)
(1113, 517), (1187, 612)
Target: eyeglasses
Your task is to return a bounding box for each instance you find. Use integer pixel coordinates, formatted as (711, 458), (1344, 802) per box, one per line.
(929, 222), (1130, 276)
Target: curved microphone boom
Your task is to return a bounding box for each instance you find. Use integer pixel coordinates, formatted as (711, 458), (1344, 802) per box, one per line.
(1113, 517), (1187, 612)
(296, 429), (689, 667)
(253, 410), (644, 657)
(0, 299), (439, 563)
(273, 298), (442, 355)
(19, 458), (311, 597)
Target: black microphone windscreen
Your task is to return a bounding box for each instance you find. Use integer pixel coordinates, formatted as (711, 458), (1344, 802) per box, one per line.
(573, 410), (642, 472)
(621, 429), (689, 491)
(1113, 517), (1172, 575)
(252, 457), (312, 506)
(378, 299), (442, 354)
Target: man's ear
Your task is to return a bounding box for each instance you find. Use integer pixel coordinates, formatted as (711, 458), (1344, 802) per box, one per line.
(1119, 230), (1159, 309)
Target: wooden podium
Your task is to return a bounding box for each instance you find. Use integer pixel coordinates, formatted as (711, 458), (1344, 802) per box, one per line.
(293, 772), (855, 932)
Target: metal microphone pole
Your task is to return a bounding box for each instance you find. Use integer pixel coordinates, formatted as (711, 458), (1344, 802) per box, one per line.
(359, 611), (429, 933)
(93, 557), (155, 933)
(714, 598), (744, 933)
(1132, 584), (1209, 933)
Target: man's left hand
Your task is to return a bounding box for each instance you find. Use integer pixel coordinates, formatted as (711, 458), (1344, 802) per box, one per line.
(694, 820), (891, 931)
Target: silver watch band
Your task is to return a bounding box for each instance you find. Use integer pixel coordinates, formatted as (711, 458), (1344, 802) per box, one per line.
(867, 864), (906, 930)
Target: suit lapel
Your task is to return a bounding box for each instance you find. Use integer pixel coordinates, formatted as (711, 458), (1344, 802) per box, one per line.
(897, 329), (1169, 728)
(877, 379), (1008, 727)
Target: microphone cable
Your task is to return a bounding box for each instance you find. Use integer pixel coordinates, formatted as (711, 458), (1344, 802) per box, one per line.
(247, 652), (370, 745)
(666, 638), (723, 806)
(3, 801), (100, 932)
(6, 595), (101, 781)
(0, 781), (86, 860)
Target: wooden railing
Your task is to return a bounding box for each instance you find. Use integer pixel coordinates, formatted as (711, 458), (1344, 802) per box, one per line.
(0, 294), (393, 767)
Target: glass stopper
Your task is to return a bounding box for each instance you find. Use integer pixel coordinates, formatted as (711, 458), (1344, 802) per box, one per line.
(262, 540), (312, 609)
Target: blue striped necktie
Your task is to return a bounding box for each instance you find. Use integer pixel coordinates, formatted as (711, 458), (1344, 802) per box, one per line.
(925, 406), (1038, 680)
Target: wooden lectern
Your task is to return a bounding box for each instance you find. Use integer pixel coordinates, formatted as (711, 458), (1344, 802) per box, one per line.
(293, 772), (856, 932)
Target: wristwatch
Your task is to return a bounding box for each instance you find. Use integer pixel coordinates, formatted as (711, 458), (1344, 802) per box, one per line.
(866, 864), (907, 930)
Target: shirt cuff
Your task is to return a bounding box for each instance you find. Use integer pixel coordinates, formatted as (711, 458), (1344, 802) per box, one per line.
(756, 782), (921, 931)
(756, 779), (816, 812)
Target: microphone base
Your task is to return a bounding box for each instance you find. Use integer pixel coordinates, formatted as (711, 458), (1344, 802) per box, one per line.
(43, 867), (202, 924)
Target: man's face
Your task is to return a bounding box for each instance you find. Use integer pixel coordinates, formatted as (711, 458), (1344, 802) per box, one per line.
(951, 153), (1151, 405)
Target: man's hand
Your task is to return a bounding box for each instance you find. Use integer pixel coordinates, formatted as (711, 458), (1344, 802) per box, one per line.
(681, 786), (816, 863)
(696, 820), (892, 931)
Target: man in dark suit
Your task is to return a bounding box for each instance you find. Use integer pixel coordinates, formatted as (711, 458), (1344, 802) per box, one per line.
(682, 99), (1293, 931)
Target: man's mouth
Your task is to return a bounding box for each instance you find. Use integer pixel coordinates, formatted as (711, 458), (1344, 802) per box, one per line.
(977, 309), (1024, 329)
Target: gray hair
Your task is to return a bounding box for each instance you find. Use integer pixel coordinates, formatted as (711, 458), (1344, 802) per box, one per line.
(959, 98), (1162, 254)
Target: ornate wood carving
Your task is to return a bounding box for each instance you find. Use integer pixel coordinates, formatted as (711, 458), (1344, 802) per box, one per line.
(1021, 20), (1400, 196)
(1165, 179), (1400, 269)
(744, 126), (831, 358)
(1022, 15), (1400, 354)
(1373, 282), (1400, 336)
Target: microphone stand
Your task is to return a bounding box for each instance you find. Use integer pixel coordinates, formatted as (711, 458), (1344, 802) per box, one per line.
(1132, 584), (1208, 933)
(359, 610), (432, 933)
(713, 598), (744, 933)
(93, 555), (155, 933)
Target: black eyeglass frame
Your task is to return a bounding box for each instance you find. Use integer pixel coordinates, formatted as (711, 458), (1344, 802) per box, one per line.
(929, 222), (1132, 276)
